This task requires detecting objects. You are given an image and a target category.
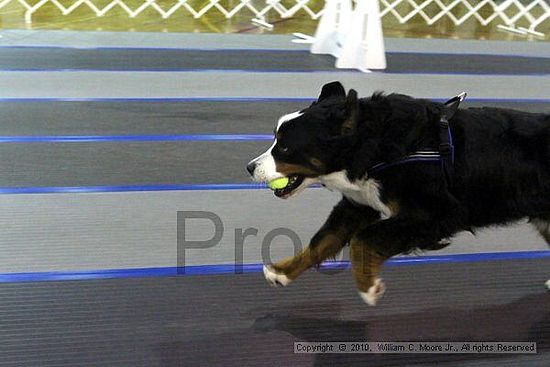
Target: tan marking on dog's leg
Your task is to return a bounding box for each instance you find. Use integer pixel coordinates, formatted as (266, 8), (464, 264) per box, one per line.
(350, 240), (389, 306)
(386, 200), (400, 217)
(529, 218), (550, 291)
(264, 233), (345, 287)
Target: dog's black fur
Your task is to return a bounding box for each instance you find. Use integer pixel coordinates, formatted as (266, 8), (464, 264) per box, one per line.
(267, 81), (550, 257)
(248, 82), (550, 300)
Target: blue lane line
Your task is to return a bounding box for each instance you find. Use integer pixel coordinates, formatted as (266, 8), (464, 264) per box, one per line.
(0, 134), (274, 143)
(388, 71), (550, 77)
(1, 250), (548, 283)
(0, 183), (282, 194)
(0, 97), (547, 103)
(0, 97), (315, 103)
(0, 45), (313, 52)
(0, 68), (356, 73)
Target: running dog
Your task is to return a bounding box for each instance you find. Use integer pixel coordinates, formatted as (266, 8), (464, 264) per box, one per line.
(246, 81), (550, 305)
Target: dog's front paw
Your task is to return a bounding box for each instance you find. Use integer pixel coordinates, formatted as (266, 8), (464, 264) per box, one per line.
(358, 278), (386, 306)
(263, 265), (292, 287)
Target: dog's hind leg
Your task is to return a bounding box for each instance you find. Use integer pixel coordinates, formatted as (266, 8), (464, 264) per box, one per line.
(529, 216), (550, 291)
(350, 240), (389, 306)
(263, 198), (379, 287)
(350, 216), (455, 305)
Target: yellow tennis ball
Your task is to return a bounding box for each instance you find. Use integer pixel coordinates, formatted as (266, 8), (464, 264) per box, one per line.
(268, 177), (289, 190)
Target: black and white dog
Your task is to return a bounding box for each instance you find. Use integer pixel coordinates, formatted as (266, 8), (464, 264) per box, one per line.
(247, 81), (550, 305)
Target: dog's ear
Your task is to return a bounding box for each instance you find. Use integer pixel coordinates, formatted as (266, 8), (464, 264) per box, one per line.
(318, 81), (346, 102)
(340, 89), (359, 135)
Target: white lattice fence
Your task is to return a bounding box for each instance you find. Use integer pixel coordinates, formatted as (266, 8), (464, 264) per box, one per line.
(379, 0), (549, 34)
(0, 0), (548, 34)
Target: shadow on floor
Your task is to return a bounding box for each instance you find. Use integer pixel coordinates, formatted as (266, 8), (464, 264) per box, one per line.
(251, 292), (550, 366)
(155, 292), (549, 366)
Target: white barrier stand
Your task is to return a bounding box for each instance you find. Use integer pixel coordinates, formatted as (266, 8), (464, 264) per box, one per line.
(310, 0), (353, 57)
(310, 0), (386, 72)
(292, 33), (316, 43)
(336, 0), (386, 71)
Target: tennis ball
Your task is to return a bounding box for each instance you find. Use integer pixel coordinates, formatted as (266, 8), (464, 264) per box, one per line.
(268, 177), (289, 190)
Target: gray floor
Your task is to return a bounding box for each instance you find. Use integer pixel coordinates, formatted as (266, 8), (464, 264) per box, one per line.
(1, 47), (549, 74)
(2, 72), (548, 100)
(0, 100), (547, 188)
(0, 100), (548, 135)
(0, 189), (547, 273)
(1, 30), (549, 57)
(0, 260), (547, 366)
(0, 30), (548, 367)
(0, 99), (547, 273)
(0, 101), (308, 135)
(0, 141), (268, 186)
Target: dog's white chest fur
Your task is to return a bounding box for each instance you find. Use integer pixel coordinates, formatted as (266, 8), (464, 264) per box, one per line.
(319, 171), (392, 219)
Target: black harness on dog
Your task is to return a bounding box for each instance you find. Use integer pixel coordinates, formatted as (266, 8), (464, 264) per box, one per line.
(367, 92), (467, 185)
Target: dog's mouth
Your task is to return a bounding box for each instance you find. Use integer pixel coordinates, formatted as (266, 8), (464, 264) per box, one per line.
(273, 175), (305, 198)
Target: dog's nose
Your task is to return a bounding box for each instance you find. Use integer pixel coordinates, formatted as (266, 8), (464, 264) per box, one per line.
(246, 162), (257, 176)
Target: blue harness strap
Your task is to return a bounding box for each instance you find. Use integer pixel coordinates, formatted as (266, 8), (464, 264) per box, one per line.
(367, 92), (467, 183)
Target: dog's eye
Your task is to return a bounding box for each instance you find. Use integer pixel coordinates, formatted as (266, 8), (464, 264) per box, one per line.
(278, 145), (290, 154)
